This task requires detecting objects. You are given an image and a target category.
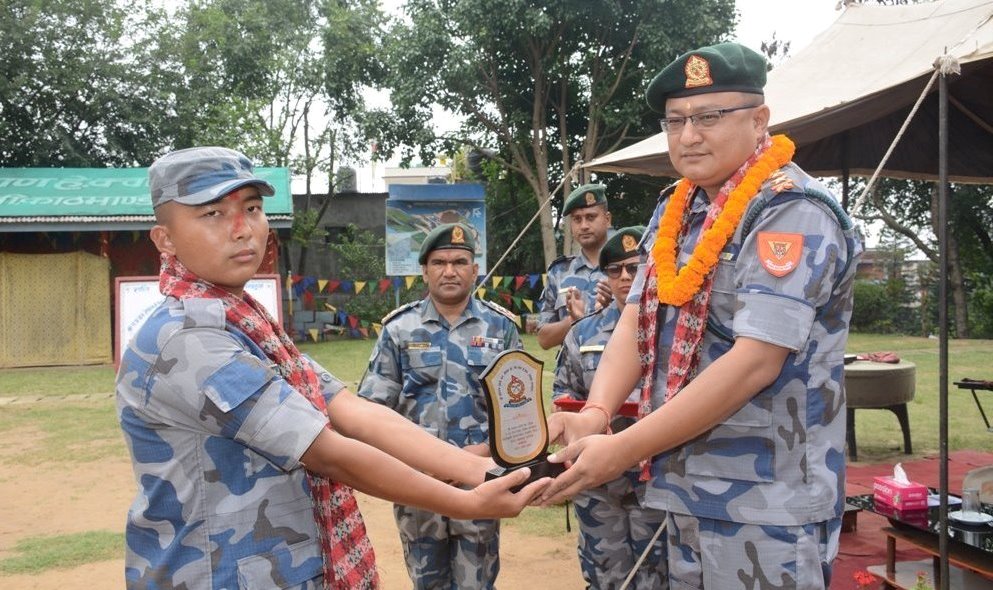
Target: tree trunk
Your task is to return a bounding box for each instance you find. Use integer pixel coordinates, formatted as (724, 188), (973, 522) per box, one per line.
(928, 184), (969, 338)
(946, 227), (970, 337)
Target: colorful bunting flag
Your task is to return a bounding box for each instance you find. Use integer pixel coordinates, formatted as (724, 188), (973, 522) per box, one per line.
(318, 279), (328, 293)
(405, 276), (417, 289)
(514, 275), (527, 290)
(354, 281), (366, 294)
(308, 328), (319, 342)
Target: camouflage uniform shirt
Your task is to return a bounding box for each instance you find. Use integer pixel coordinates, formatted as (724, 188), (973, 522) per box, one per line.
(629, 163), (863, 526)
(358, 296), (522, 446)
(537, 252), (605, 331)
(116, 297), (344, 590)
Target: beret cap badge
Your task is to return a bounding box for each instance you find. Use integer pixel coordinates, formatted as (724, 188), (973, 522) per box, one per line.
(584, 192), (596, 206)
(622, 234), (638, 253)
(451, 225), (465, 244)
(684, 55), (713, 89)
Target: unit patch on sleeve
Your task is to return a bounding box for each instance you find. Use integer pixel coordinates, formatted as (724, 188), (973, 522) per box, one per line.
(757, 232), (803, 277)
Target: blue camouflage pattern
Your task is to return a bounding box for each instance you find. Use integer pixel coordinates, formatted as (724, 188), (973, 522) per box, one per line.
(554, 301), (668, 589)
(358, 296), (522, 588)
(538, 252), (605, 329)
(116, 297), (346, 590)
(627, 163), (861, 585)
(665, 513), (842, 588)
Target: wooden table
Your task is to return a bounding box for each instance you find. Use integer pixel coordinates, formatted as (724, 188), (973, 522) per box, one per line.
(877, 526), (993, 589)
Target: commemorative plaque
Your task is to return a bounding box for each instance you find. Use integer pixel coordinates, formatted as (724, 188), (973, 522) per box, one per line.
(482, 349), (564, 491)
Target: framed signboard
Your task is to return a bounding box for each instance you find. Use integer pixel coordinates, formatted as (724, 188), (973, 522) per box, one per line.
(114, 274), (282, 367)
(385, 183), (487, 276)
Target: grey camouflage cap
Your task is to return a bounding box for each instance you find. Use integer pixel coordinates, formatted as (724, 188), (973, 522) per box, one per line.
(148, 147), (275, 208)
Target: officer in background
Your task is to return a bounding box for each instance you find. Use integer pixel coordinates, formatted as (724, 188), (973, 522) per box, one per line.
(536, 184), (613, 349)
(553, 226), (667, 590)
(359, 222), (522, 589)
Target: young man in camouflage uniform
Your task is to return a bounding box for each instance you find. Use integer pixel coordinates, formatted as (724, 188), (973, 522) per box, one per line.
(541, 43), (862, 589)
(358, 222), (522, 590)
(536, 183), (613, 349)
(116, 148), (546, 590)
(553, 226), (667, 589)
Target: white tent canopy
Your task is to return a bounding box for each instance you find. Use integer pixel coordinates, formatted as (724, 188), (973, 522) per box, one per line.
(586, 0), (993, 183)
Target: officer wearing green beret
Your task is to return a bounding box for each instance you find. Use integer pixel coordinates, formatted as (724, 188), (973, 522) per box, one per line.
(360, 222), (525, 589)
(536, 183), (613, 350)
(543, 42), (861, 590)
(553, 226), (668, 589)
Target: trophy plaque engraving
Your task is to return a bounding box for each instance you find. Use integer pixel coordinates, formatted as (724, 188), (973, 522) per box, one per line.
(482, 349), (564, 491)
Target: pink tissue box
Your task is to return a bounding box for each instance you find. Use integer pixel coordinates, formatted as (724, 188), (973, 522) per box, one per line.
(873, 476), (928, 510)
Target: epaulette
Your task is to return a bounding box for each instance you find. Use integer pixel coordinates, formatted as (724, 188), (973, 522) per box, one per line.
(656, 181), (679, 205)
(546, 254), (574, 272)
(180, 298), (226, 329)
(479, 298), (519, 324)
(381, 301), (419, 325)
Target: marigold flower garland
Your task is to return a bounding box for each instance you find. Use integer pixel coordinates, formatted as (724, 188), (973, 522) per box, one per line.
(650, 134), (796, 306)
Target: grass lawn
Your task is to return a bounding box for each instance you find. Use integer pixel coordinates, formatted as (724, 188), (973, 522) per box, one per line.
(0, 332), (991, 553)
(2, 332), (991, 462)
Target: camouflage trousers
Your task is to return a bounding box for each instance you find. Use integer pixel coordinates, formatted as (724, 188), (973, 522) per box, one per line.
(665, 513), (842, 589)
(393, 504), (500, 589)
(574, 471), (668, 590)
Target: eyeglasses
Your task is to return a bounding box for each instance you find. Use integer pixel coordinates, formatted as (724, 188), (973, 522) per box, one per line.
(603, 263), (639, 278)
(659, 104), (760, 134)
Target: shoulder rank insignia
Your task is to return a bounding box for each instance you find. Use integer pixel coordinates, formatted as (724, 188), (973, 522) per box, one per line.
(480, 298), (519, 324)
(768, 169), (795, 194)
(547, 254), (574, 272)
(381, 301), (419, 325)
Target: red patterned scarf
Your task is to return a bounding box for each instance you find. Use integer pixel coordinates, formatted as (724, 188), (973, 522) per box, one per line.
(635, 137), (773, 480)
(159, 253), (379, 589)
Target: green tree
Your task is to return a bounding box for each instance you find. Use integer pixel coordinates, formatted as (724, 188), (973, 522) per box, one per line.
(153, 0), (388, 276)
(376, 0), (736, 267)
(0, 0), (171, 166)
(855, 178), (993, 338)
(327, 225), (420, 324)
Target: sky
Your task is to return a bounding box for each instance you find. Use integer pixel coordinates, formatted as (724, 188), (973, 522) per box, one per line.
(347, 0), (846, 192)
(734, 0), (843, 56)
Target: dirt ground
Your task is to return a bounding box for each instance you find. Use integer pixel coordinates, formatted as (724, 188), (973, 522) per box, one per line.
(0, 422), (584, 589)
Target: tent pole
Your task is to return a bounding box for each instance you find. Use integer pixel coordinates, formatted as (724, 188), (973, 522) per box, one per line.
(841, 131), (850, 212)
(937, 65), (950, 590)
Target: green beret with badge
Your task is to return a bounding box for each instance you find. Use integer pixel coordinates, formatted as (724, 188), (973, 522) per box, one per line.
(599, 225), (644, 269)
(562, 183), (608, 216)
(645, 42), (767, 113)
(418, 222), (477, 264)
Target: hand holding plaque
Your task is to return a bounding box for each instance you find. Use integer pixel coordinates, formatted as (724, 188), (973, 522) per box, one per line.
(482, 350), (565, 492)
